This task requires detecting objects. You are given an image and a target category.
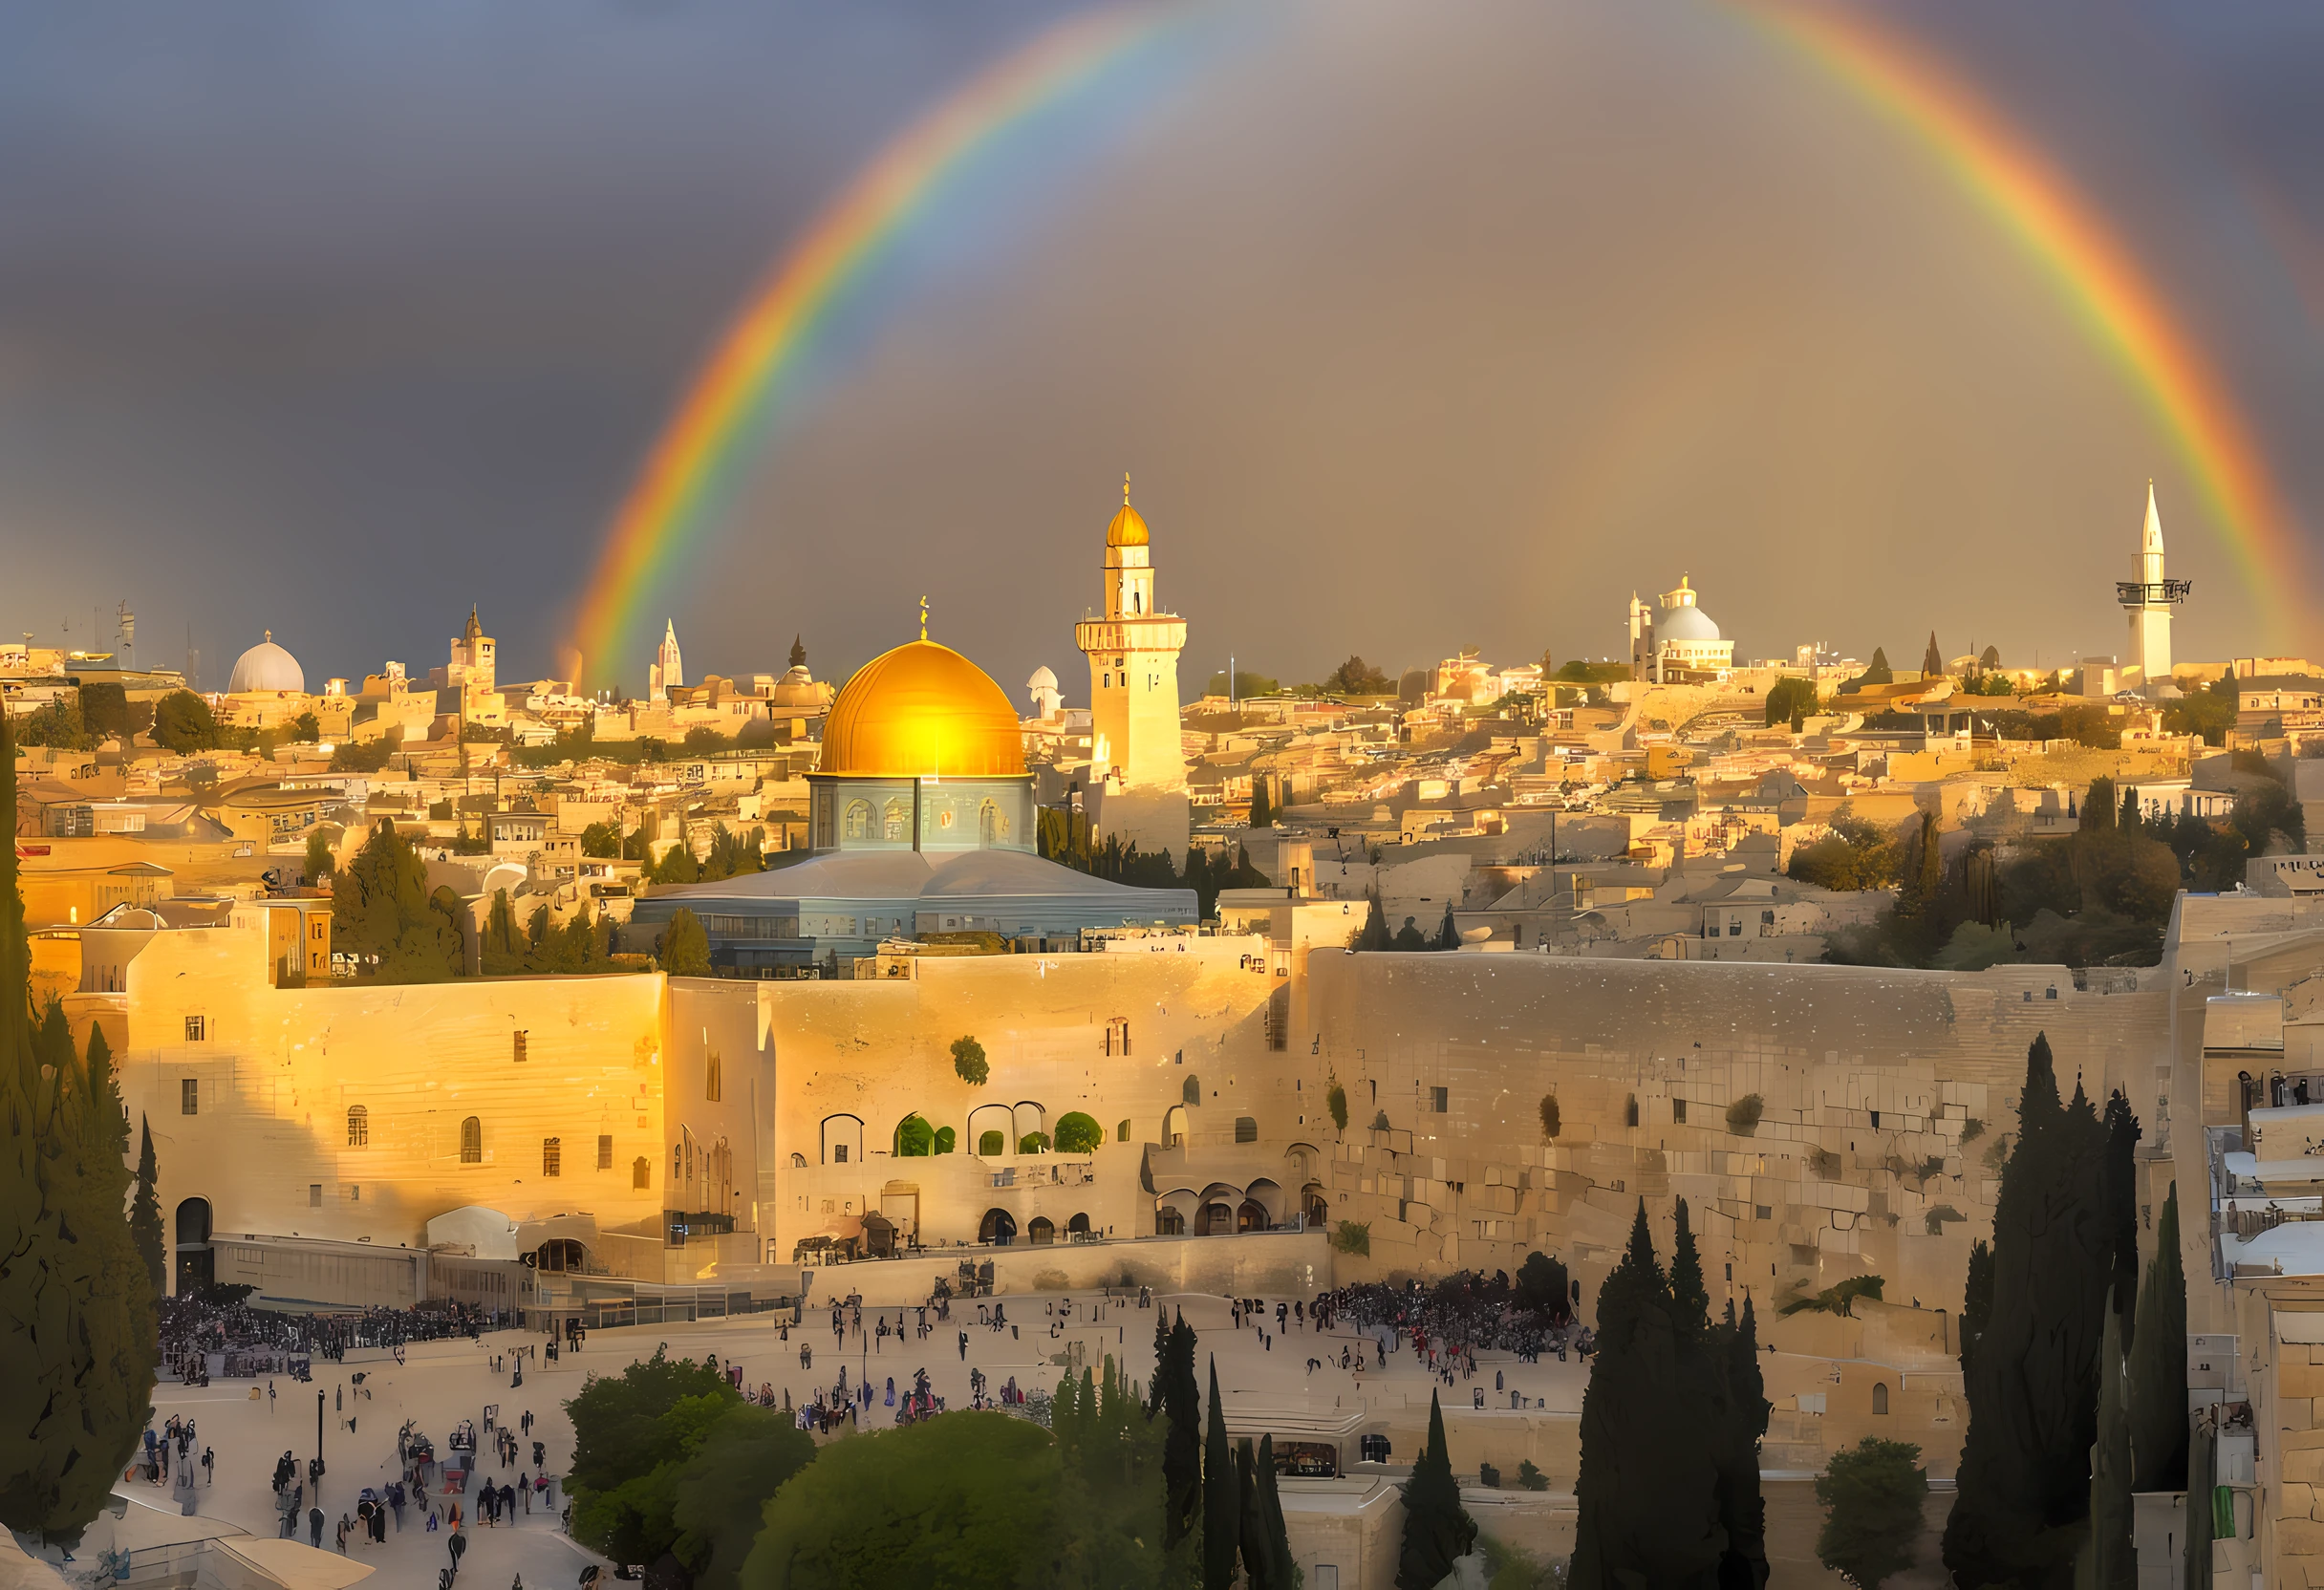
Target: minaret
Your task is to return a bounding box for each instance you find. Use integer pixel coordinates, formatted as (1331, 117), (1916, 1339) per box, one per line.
(2117, 483), (2188, 695)
(1075, 475), (1187, 791)
(1627, 592), (1655, 683)
(649, 619), (684, 702)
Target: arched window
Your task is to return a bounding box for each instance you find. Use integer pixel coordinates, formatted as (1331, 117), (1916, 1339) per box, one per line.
(883, 798), (910, 842)
(346, 1105), (368, 1148)
(1156, 1206), (1185, 1235)
(844, 801), (872, 841)
(979, 802), (999, 846)
(1027, 1215), (1056, 1246)
(979, 1130), (1005, 1157)
(1625, 1094), (1639, 1128)
(1183, 1075), (1202, 1107)
(1117, 1118), (1131, 1143)
(543, 1137), (561, 1177)
(1235, 1116), (1259, 1144)
(979, 1208), (1017, 1246)
(633, 1156), (651, 1190)
(1872, 1382), (1889, 1416)
(460, 1116), (482, 1164)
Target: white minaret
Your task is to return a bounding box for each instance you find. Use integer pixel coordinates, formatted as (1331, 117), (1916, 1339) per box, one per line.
(649, 619), (684, 702)
(1075, 475), (1187, 791)
(2118, 483), (2187, 695)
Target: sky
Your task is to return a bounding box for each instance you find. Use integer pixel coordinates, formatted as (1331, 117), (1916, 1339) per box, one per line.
(1, 0), (2319, 701)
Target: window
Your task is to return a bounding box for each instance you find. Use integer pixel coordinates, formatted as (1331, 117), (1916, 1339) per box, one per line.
(1235, 1115), (1259, 1143)
(882, 797), (910, 842)
(1183, 1075), (1201, 1107)
(1117, 1119), (1130, 1143)
(706, 1051), (722, 1103)
(832, 1143), (849, 1164)
(1871, 1382), (1889, 1416)
(309, 1184), (322, 1208)
(1755, 1204), (1772, 1220)
(512, 1031), (528, 1063)
(1431, 1086), (1449, 1113)
(633, 1156), (651, 1190)
(346, 1106), (368, 1147)
(181, 1078), (200, 1116)
(460, 1116), (483, 1164)
(183, 1016), (206, 1042)
(543, 1137), (561, 1177)
(598, 1134), (613, 1171)
(1673, 1099), (1688, 1124)
(844, 800), (872, 841)
(1625, 1094), (1639, 1128)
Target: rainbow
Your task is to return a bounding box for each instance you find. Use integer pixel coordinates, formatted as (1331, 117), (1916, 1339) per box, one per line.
(1736, 1), (2309, 641)
(568, 6), (1189, 686)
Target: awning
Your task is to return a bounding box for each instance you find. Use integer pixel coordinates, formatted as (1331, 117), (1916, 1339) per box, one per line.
(425, 1206), (519, 1260)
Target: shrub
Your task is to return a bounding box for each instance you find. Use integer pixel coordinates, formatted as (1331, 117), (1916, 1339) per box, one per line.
(1326, 1076), (1349, 1132)
(951, 1035), (988, 1087)
(933, 1127), (956, 1155)
(1517, 1459), (1549, 1492)
(978, 1130), (1003, 1156)
(1332, 1221), (1370, 1257)
(1925, 1204), (1966, 1236)
(1052, 1112), (1103, 1154)
(1018, 1131), (1049, 1155)
(1539, 1093), (1560, 1140)
(1816, 1437), (1928, 1590)
(150, 689), (219, 753)
(1808, 1147), (1841, 1178)
(1725, 1093), (1763, 1136)
(1959, 1116), (1985, 1145)
(657, 908), (711, 977)
(1478, 1462), (1501, 1490)
(894, 1115), (935, 1157)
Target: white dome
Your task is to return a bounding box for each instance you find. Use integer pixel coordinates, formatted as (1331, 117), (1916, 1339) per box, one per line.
(227, 634), (306, 694)
(1027, 666), (1060, 690)
(1657, 605), (1722, 644)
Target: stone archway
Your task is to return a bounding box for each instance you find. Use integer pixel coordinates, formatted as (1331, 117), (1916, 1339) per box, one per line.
(174, 1196), (214, 1292)
(979, 1208), (1018, 1246)
(1237, 1199), (1268, 1234)
(1027, 1216), (1055, 1246)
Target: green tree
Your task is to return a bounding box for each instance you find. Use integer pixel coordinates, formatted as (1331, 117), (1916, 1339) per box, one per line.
(2162, 677), (2235, 745)
(1765, 676), (1819, 728)
(2127, 1184), (2187, 1491)
(150, 689), (219, 752)
(1204, 1359), (1238, 1590)
(1815, 1438), (1928, 1589)
(933, 1127), (956, 1154)
(1960, 1239), (1993, 1381)
(479, 890), (525, 977)
(1323, 655), (1394, 695)
(78, 682), (133, 741)
(288, 711), (320, 742)
(303, 827), (335, 885)
(1923, 632), (1945, 676)
(1400, 1389), (1476, 1590)
(1721, 1294), (1772, 1585)
(332, 820), (463, 982)
(1248, 1434), (1298, 1589)
(741, 1413), (1055, 1588)
(2101, 1091), (2141, 1335)
(659, 908), (711, 977)
(2081, 776), (2118, 832)
(0, 717), (160, 1537)
(1157, 1311), (1202, 1548)
(951, 1035), (989, 1087)
(1517, 1251), (1570, 1322)
(1539, 1093), (1560, 1140)
(1669, 1195), (1711, 1332)
(1844, 648), (1893, 690)
(1944, 1034), (2120, 1590)
(1327, 1075), (1349, 1132)
(680, 725), (728, 757)
(667, 1405), (816, 1590)
(130, 1115), (164, 1295)
(568, 1349), (738, 1566)
(652, 839), (701, 886)
(17, 698), (89, 750)
(1053, 1111), (1103, 1154)
(2078, 1299), (2135, 1590)
(1433, 901), (1459, 950)
(1051, 1357), (1185, 1589)
(579, 822), (622, 859)
(894, 1115), (936, 1156)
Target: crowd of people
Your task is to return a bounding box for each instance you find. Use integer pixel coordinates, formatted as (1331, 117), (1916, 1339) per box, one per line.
(158, 1288), (491, 1383)
(1325, 1273), (1589, 1377)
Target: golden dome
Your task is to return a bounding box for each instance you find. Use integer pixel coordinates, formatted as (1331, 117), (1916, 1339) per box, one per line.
(820, 640), (1026, 778)
(1107, 472), (1149, 548)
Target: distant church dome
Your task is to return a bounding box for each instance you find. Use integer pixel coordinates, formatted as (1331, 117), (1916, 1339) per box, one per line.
(822, 640), (1026, 778)
(227, 632), (306, 694)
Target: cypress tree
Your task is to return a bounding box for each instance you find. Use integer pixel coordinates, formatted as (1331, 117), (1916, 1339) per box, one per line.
(1718, 1296), (1771, 1590)
(1252, 1433), (1297, 1590)
(1944, 1035), (2120, 1590)
(2127, 1185), (2187, 1491)
(2101, 1091), (2141, 1340)
(1670, 1196), (1711, 1335)
(1203, 1359), (1238, 1590)
(1398, 1390), (1476, 1590)
(1961, 1239), (1994, 1380)
(1357, 889), (1390, 952)
(131, 1114), (164, 1294)
(1433, 901), (1459, 951)
(1248, 778), (1273, 830)
(2077, 1298), (2134, 1590)
(1236, 1439), (1270, 1589)
(1924, 632), (1944, 677)
(1161, 1313), (1201, 1549)
(1572, 1203), (1724, 1588)
(0, 706), (158, 1539)
(480, 889), (525, 976)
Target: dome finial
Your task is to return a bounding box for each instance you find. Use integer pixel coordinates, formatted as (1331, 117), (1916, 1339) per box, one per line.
(264, 629), (271, 643)
(1123, 472), (1131, 506)
(918, 595), (928, 642)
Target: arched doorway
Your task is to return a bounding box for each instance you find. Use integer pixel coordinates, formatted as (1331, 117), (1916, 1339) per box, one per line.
(1303, 1187), (1329, 1229)
(1198, 1202), (1236, 1236)
(980, 1208), (1018, 1246)
(1027, 1216), (1055, 1246)
(1237, 1199), (1268, 1234)
(1156, 1206), (1185, 1235)
(1162, 1106), (1188, 1148)
(1066, 1213), (1092, 1237)
(534, 1239), (586, 1274)
(174, 1197), (214, 1293)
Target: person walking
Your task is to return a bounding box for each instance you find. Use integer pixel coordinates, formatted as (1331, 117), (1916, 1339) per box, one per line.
(448, 1528), (467, 1579)
(309, 1506), (325, 1549)
(202, 1446), (214, 1485)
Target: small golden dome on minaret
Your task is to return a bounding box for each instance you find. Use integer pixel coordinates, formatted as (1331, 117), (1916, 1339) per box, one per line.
(1106, 472), (1150, 548)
